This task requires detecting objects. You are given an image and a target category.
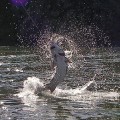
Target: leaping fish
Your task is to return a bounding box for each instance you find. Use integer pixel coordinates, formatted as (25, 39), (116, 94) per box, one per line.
(44, 41), (71, 93)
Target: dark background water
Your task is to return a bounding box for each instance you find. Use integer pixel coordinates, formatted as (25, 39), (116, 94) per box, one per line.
(1, 0), (120, 46)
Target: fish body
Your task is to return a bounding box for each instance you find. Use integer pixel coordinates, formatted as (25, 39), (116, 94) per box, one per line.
(45, 42), (68, 93)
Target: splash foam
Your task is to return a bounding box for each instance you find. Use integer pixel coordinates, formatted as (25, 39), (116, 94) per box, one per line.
(17, 77), (119, 106)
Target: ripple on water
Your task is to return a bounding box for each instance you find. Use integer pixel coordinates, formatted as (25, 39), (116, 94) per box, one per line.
(0, 47), (120, 120)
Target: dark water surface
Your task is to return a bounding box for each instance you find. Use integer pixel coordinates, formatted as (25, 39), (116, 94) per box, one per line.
(0, 46), (119, 120)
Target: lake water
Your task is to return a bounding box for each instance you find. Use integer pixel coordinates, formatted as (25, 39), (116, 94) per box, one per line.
(0, 46), (119, 120)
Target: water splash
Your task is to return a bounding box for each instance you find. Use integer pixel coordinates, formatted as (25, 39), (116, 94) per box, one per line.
(17, 76), (94, 98)
(36, 33), (78, 57)
(18, 77), (44, 96)
(17, 77), (44, 107)
(17, 76), (119, 107)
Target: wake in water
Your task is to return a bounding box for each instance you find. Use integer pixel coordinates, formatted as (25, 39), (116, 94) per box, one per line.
(17, 76), (119, 106)
(18, 76), (95, 96)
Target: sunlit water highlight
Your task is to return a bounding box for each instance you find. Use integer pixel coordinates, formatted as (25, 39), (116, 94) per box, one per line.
(0, 46), (119, 120)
